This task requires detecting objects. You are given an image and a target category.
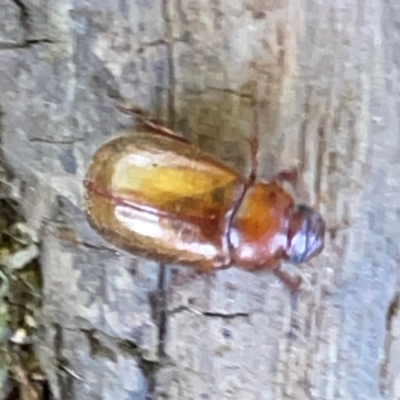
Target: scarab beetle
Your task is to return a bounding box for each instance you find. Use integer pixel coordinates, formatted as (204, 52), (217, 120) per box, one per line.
(84, 117), (325, 292)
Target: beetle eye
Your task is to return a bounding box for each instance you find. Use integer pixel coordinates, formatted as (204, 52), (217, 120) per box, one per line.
(286, 204), (325, 264)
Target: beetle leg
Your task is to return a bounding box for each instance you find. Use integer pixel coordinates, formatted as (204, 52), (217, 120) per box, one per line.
(273, 267), (302, 294)
(42, 217), (118, 254)
(248, 134), (259, 184)
(116, 104), (190, 143)
(140, 119), (190, 144)
(275, 167), (298, 184)
(248, 97), (261, 184)
(274, 167), (312, 204)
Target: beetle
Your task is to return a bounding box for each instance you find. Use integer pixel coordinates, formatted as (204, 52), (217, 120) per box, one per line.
(84, 113), (325, 292)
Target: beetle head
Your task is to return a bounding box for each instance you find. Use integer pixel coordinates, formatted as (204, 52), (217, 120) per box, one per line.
(286, 204), (325, 264)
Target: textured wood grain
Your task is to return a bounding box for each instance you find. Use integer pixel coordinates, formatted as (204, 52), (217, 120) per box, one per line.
(0, 0), (399, 399)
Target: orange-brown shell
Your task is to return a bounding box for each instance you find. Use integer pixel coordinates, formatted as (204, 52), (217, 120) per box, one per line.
(85, 131), (246, 272)
(229, 182), (295, 270)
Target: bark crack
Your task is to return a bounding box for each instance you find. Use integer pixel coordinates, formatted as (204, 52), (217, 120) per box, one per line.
(161, 0), (176, 128)
(0, 39), (54, 51)
(156, 265), (168, 359)
(167, 305), (250, 320)
(202, 311), (250, 319)
(149, 3), (177, 397)
(2, 1), (54, 50)
(53, 323), (75, 400)
(12, 0), (30, 34)
(379, 292), (400, 396)
(29, 137), (85, 145)
(82, 329), (161, 398)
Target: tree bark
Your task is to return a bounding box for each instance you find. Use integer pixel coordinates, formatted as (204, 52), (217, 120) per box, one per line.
(0, 0), (399, 399)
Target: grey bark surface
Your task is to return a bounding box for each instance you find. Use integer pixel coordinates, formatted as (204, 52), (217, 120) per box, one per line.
(0, 1), (399, 400)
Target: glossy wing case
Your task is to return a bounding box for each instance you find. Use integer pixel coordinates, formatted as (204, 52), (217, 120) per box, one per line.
(85, 131), (246, 271)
